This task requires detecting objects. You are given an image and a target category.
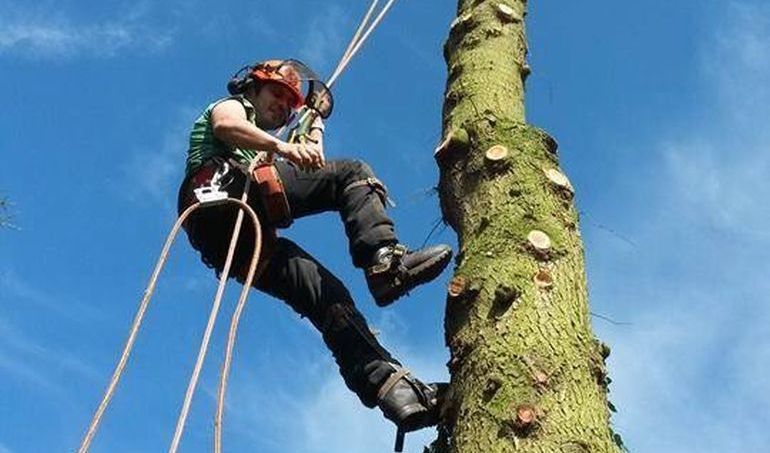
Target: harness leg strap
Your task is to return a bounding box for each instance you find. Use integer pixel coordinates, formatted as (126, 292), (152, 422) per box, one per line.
(342, 177), (396, 207)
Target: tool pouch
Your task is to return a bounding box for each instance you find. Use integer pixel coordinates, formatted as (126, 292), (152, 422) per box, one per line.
(251, 161), (293, 228)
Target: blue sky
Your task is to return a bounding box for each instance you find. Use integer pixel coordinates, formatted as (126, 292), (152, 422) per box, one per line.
(1, 1), (769, 452)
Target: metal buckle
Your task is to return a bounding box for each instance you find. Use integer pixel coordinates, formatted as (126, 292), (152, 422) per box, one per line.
(194, 162), (231, 205)
(193, 185), (228, 205)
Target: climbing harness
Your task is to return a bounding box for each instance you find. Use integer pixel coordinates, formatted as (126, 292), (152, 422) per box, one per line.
(76, 1), (402, 452)
(193, 161), (232, 204)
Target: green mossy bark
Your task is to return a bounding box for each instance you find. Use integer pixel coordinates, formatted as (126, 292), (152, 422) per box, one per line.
(433, 2), (620, 452)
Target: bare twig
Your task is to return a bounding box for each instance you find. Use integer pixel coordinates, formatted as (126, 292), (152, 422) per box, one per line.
(579, 210), (637, 248)
(590, 311), (632, 326)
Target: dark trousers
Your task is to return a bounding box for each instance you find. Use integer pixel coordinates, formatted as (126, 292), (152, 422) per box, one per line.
(179, 158), (399, 407)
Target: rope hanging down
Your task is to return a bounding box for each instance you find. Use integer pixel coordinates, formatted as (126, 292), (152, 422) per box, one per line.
(76, 199), (263, 453)
(169, 193), (264, 453)
(77, 1), (397, 452)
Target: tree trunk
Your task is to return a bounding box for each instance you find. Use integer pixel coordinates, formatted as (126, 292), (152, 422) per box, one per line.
(433, 2), (621, 452)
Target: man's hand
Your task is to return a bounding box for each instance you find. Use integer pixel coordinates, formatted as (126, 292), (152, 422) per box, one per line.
(277, 139), (325, 170)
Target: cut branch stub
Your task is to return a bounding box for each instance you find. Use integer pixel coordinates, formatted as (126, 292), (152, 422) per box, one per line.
(513, 404), (538, 432)
(533, 268), (553, 289)
(434, 127), (470, 161)
(533, 370), (549, 387)
(447, 275), (468, 299)
(450, 12), (473, 32)
(522, 62), (532, 77)
(485, 144), (509, 162)
(544, 168), (574, 197)
(434, 131), (453, 158)
(527, 230), (552, 258)
(496, 3), (521, 22)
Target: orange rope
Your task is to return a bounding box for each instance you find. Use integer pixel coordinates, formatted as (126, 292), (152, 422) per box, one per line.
(77, 198), (262, 453)
(212, 173), (266, 453)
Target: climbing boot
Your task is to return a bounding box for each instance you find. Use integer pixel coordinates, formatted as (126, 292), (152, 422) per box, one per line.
(374, 363), (445, 429)
(371, 362), (446, 451)
(365, 243), (453, 307)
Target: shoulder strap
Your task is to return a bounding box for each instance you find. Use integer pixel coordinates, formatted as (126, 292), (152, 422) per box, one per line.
(210, 95), (257, 123)
(230, 95), (257, 123)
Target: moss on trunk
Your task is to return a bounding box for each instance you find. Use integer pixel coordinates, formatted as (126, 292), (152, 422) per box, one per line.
(433, 2), (621, 452)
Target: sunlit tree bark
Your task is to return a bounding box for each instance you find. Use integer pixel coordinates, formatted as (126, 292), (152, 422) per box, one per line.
(432, 1), (620, 451)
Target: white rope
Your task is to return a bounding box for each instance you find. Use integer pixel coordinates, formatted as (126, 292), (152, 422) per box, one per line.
(290, 0), (397, 148)
(213, 241), (263, 453)
(334, 0), (379, 78)
(328, 0), (397, 88)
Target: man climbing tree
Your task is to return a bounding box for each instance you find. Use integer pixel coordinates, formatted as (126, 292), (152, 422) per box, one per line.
(433, 1), (620, 451)
(177, 59), (453, 440)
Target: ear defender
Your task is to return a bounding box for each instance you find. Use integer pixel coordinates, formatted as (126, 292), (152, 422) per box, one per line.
(227, 65), (253, 95)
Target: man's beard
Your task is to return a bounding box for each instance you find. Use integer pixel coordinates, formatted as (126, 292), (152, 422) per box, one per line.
(257, 107), (291, 130)
(257, 112), (287, 131)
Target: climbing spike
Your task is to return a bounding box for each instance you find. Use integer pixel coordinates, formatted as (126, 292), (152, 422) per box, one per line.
(394, 428), (405, 452)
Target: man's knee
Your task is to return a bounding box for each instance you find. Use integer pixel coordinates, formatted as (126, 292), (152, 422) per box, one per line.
(336, 159), (392, 209)
(338, 159), (375, 186)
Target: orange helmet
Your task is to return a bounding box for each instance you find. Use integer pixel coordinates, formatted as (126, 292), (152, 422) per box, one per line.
(250, 59), (304, 108)
(227, 59), (334, 118)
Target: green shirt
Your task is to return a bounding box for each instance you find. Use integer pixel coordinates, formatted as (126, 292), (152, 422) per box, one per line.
(184, 95), (264, 177)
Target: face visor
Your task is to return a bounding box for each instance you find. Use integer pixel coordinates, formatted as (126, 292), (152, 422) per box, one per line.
(250, 59), (334, 119)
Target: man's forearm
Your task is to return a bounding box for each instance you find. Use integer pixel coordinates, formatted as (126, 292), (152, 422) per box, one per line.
(213, 118), (285, 153)
(308, 128), (324, 144)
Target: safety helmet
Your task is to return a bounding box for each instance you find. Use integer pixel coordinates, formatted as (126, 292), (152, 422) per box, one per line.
(250, 59), (304, 108)
(227, 59), (334, 118)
